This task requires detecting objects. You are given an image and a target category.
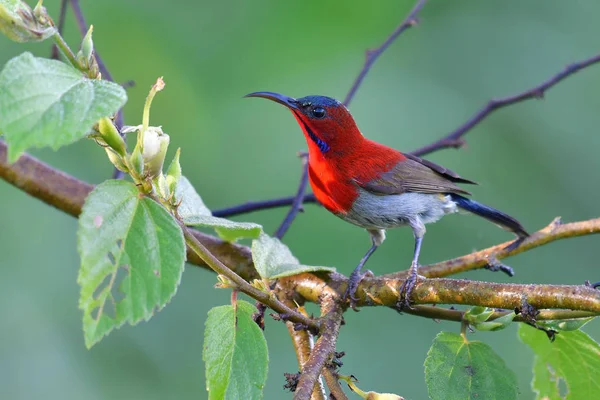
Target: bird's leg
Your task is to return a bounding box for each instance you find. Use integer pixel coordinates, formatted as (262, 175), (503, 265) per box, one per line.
(398, 227), (425, 310)
(344, 242), (378, 310)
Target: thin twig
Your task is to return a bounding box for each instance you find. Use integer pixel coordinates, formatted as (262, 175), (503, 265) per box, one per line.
(212, 193), (317, 218)
(180, 220), (320, 332)
(343, 0), (427, 106)
(323, 368), (349, 400)
(50, 0), (69, 60)
(273, 0), (427, 240)
(275, 154), (309, 239)
(410, 52), (600, 157)
(402, 305), (598, 323)
(69, 0), (114, 83)
(70, 0), (126, 179)
(415, 217), (600, 278)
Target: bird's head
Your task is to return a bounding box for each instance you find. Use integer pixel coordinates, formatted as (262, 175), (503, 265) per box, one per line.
(245, 92), (363, 156)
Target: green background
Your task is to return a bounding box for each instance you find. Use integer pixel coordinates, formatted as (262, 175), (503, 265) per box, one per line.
(1, 0), (599, 399)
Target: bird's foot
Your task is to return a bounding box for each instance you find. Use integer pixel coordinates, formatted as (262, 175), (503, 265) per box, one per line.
(397, 262), (423, 310)
(343, 269), (373, 311)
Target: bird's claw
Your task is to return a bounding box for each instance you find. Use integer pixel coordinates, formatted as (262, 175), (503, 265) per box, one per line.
(397, 264), (422, 310)
(343, 269), (372, 311)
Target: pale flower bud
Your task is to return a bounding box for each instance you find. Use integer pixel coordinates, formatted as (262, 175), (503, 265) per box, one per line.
(142, 126), (169, 179)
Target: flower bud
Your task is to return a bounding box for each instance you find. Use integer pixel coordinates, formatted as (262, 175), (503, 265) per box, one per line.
(80, 25), (94, 64)
(365, 392), (404, 400)
(98, 117), (126, 156)
(105, 148), (129, 173)
(0, 0), (55, 43)
(165, 148), (181, 194)
(142, 126), (169, 179)
(129, 142), (144, 178)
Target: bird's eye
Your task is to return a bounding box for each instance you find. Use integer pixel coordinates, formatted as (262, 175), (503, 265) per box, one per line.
(311, 107), (326, 119)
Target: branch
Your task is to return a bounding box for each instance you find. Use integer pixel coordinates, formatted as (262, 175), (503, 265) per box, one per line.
(180, 221), (320, 332)
(272, 0), (427, 240)
(50, 0), (69, 60)
(322, 368), (349, 400)
(288, 271), (600, 312)
(295, 299), (344, 400)
(3, 140), (600, 315)
(415, 217), (600, 278)
(410, 53), (600, 156)
(274, 154), (309, 239)
(212, 193), (317, 218)
(402, 305), (598, 324)
(343, 0), (426, 106)
(284, 304), (326, 400)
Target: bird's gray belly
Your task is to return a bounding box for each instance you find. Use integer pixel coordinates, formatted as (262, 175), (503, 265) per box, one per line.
(342, 189), (458, 230)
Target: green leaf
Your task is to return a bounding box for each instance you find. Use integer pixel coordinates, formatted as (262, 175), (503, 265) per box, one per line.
(77, 180), (185, 348)
(176, 176), (263, 241)
(0, 52), (127, 162)
(536, 317), (595, 332)
(203, 300), (268, 400)
(251, 233), (335, 279)
(473, 312), (516, 331)
(425, 332), (518, 400)
(519, 324), (600, 399)
(185, 214), (263, 241)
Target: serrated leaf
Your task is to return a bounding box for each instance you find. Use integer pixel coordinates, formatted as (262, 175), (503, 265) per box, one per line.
(203, 300), (268, 400)
(175, 176), (263, 241)
(425, 332), (518, 400)
(251, 233), (334, 279)
(519, 324), (600, 399)
(0, 52), (127, 161)
(77, 180), (185, 348)
(175, 176), (212, 219)
(185, 214), (263, 241)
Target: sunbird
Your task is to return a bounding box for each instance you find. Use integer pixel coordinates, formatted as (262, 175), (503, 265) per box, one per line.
(246, 92), (529, 308)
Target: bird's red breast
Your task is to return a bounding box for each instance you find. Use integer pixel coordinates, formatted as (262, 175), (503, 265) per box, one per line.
(305, 137), (407, 215)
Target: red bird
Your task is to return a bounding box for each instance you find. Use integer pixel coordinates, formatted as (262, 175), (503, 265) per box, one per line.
(246, 92), (529, 308)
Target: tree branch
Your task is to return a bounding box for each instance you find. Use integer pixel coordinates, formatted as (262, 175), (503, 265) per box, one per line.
(289, 271), (600, 312)
(275, 154), (309, 239)
(410, 53), (600, 156)
(50, 0), (69, 60)
(2, 140), (600, 315)
(402, 305), (598, 324)
(343, 0), (427, 106)
(212, 193), (317, 218)
(295, 298), (344, 400)
(284, 304), (326, 400)
(180, 221), (320, 332)
(415, 217), (600, 278)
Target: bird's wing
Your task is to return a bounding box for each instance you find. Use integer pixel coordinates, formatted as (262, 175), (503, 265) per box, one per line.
(358, 153), (476, 196)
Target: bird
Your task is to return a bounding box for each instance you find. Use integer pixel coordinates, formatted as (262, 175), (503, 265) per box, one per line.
(245, 92), (529, 309)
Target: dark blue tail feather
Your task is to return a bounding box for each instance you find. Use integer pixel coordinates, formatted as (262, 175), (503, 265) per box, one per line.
(449, 194), (529, 238)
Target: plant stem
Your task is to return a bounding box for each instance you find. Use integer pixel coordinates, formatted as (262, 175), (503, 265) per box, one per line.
(180, 220), (320, 332)
(52, 32), (84, 72)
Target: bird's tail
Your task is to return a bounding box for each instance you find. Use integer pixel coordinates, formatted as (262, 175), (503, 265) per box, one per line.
(449, 194), (529, 239)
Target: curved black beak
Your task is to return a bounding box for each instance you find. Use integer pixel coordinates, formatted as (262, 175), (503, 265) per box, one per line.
(244, 91), (299, 110)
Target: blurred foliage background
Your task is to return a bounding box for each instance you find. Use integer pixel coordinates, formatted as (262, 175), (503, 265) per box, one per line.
(1, 0), (599, 399)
